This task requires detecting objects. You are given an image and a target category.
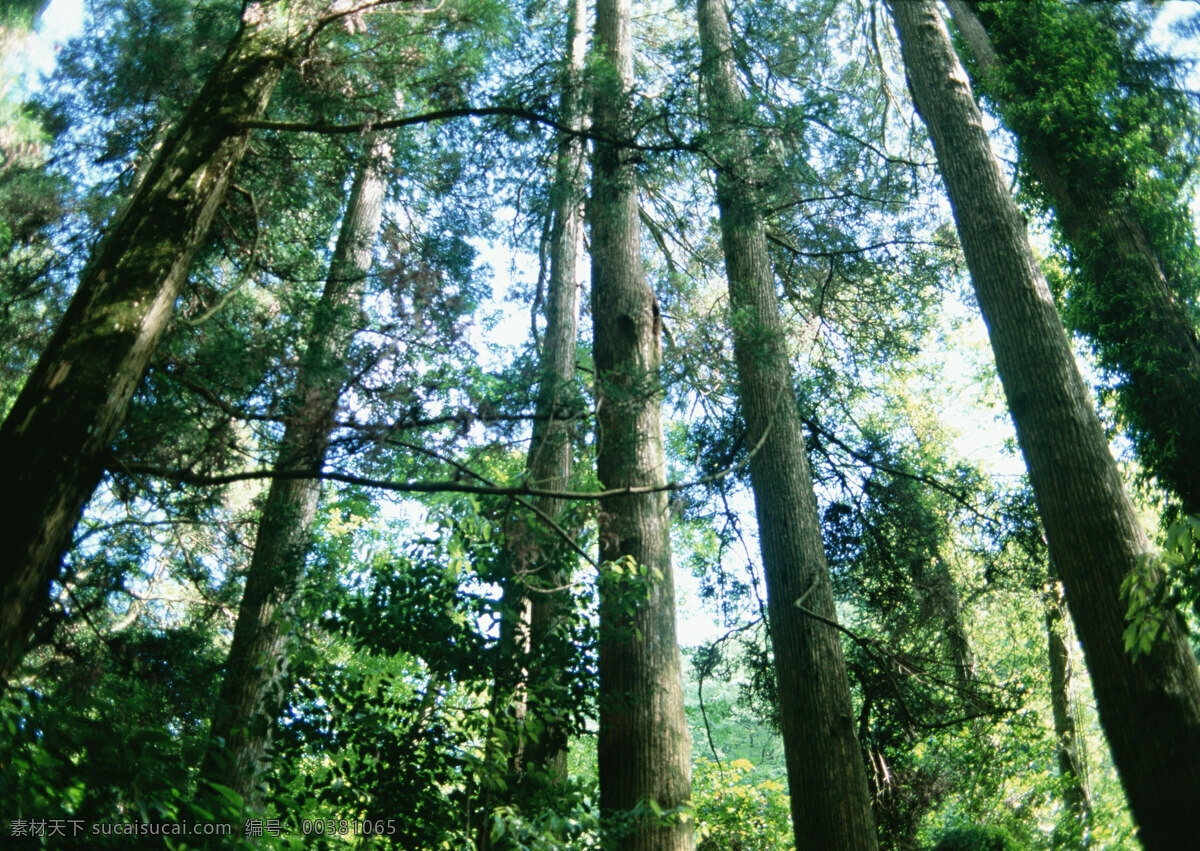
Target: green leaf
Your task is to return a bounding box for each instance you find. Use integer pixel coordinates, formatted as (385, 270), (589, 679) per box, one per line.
(490, 812), (506, 841)
(206, 782), (245, 810)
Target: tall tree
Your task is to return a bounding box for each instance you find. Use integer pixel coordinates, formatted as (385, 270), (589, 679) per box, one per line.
(0, 6), (67, 423)
(695, 0), (877, 846)
(203, 135), (390, 806)
(886, 2), (1200, 845)
(500, 0), (588, 786)
(478, 5), (588, 843)
(0, 0), (378, 682)
(945, 0), (1200, 514)
(590, 0), (694, 846)
(819, 431), (997, 844)
(1043, 568), (1091, 841)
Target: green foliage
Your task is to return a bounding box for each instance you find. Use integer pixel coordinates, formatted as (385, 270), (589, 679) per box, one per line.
(0, 157), (67, 418)
(274, 526), (495, 848)
(691, 758), (792, 851)
(0, 626), (231, 849)
(966, 0), (1200, 510)
(819, 434), (1019, 844)
(0, 8), (69, 417)
(482, 791), (601, 851)
(270, 496), (597, 850)
(1122, 515), (1200, 660)
(683, 632), (785, 771)
(598, 553), (660, 622)
(933, 823), (1026, 851)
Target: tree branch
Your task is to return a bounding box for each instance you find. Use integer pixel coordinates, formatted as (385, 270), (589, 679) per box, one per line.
(109, 449), (756, 503)
(235, 106), (697, 153)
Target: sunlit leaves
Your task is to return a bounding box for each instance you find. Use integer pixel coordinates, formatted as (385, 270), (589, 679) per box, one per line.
(1122, 514), (1200, 661)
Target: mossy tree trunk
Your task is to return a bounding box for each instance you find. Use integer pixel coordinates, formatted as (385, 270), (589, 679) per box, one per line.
(0, 0), (335, 681)
(506, 0), (588, 784)
(945, 0), (1200, 515)
(480, 5), (587, 843)
(1043, 571), (1091, 839)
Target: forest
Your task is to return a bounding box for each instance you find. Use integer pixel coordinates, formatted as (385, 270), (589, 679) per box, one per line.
(2, 0), (1199, 848)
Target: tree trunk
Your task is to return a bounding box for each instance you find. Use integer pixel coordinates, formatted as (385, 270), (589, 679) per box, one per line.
(590, 0), (693, 847)
(480, 5), (586, 843)
(927, 558), (976, 701)
(887, 3), (1200, 846)
(0, 0), (324, 682)
(203, 136), (390, 806)
(513, 0), (588, 783)
(1043, 572), (1091, 838)
(695, 0), (878, 847)
(945, 0), (1200, 515)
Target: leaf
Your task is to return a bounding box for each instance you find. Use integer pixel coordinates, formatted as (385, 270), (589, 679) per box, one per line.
(206, 782), (246, 810)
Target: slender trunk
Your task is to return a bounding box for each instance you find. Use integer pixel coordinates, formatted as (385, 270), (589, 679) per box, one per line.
(695, 0), (877, 847)
(479, 6), (586, 843)
(515, 0), (588, 782)
(204, 137), (390, 805)
(590, 0), (693, 847)
(887, 3), (1200, 845)
(0, 1), (323, 681)
(1043, 573), (1091, 836)
(945, 0), (1200, 514)
(926, 558), (976, 701)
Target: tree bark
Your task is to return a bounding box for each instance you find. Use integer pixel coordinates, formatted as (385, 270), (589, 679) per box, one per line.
(926, 558), (976, 701)
(945, 0), (1200, 515)
(204, 136), (390, 806)
(511, 0), (588, 783)
(480, 6), (586, 842)
(1043, 572), (1091, 837)
(696, 0), (878, 847)
(0, 0), (329, 682)
(887, 3), (1200, 846)
(590, 0), (694, 847)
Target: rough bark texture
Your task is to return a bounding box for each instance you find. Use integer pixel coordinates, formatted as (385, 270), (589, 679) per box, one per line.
(1043, 573), (1091, 832)
(888, 3), (1200, 846)
(515, 0), (588, 782)
(204, 137), (390, 805)
(481, 7), (586, 841)
(946, 0), (1200, 515)
(590, 0), (693, 847)
(0, 1), (317, 681)
(696, 0), (878, 847)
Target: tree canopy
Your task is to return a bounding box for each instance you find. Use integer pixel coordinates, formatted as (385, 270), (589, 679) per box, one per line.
(2, 0), (1198, 848)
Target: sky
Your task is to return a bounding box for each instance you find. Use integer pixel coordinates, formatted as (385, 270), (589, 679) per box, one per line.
(8, 0), (82, 84)
(13, 0), (1200, 652)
